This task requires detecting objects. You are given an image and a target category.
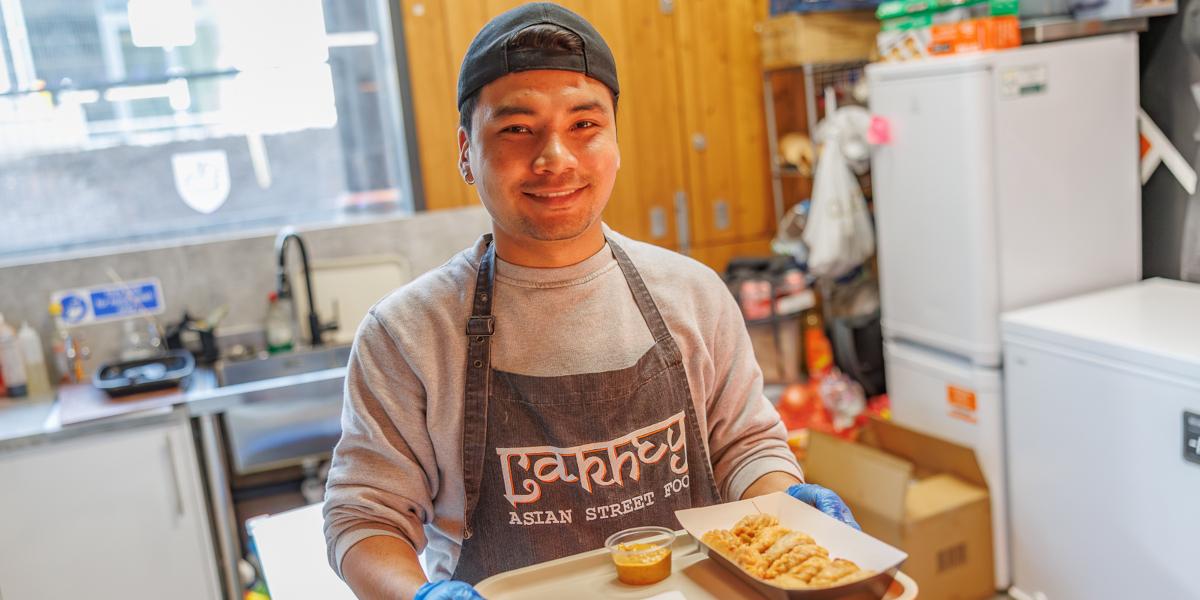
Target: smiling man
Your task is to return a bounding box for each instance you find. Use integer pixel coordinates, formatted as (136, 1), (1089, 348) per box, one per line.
(323, 4), (857, 600)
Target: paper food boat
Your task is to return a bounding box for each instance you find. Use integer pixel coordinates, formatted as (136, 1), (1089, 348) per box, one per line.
(675, 492), (908, 600)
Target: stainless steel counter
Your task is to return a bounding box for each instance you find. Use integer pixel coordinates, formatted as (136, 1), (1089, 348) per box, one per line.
(0, 391), (179, 451)
(0, 366), (346, 449)
(185, 367), (346, 416)
(0, 395), (59, 446)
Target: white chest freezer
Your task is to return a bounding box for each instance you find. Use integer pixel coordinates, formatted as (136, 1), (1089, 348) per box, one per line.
(867, 33), (1142, 367)
(1002, 279), (1200, 599)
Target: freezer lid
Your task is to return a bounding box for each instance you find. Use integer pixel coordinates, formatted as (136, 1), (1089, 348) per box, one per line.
(866, 55), (991, 82)
(867, 34), (1137, 82)
(1001, 279), (1200, 382)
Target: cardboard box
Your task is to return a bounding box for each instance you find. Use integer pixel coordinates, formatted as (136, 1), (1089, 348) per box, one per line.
(877, 15), (1019, 61)
(928, 15), (1019, 55)
(676, 492), (908, 599)
(759, 11), (881, 69)
(804, 419), (995, 599)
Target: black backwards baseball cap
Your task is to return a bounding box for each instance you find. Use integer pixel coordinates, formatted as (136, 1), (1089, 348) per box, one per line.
(456, 2), (620, 111)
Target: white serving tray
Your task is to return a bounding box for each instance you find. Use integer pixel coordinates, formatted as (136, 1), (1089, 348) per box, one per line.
(475, 531), (917, 600)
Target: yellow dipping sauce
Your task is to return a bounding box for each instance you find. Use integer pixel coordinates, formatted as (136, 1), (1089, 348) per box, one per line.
(612, 542), (672, 585)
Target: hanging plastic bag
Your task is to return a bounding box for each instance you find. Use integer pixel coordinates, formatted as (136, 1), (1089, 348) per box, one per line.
(823, 105), (873, 175)
(803, 135), (875, 279)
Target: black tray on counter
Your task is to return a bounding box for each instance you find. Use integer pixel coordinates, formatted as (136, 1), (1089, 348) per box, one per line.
(93, 350), (196, 396)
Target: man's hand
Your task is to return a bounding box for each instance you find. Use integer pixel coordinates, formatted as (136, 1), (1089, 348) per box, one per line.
(413, 581), (485, 600)
(786, 483), (861, 530)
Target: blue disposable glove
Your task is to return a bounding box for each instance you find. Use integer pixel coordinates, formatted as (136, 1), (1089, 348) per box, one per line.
(413, 580), (485, 600)
(786, 483), (862, 531)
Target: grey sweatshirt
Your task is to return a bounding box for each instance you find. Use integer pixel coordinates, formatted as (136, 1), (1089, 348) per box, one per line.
(323, 228), (802, 580)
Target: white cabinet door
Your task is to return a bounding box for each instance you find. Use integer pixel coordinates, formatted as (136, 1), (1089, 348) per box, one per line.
(0, 417), (220, 600)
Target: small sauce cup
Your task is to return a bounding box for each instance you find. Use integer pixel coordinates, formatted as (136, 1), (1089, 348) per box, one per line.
(605, 526), (676, 586)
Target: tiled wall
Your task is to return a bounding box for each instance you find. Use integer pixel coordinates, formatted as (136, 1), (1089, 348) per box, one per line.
(0, 206), (491, 378)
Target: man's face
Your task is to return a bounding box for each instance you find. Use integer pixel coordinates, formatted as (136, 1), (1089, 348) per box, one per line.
(459, 70), (619, 244)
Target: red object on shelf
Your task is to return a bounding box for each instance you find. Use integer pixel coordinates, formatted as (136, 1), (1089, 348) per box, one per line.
(780, 385), (892, 442)
(776, 381), (833, 433)
(739, 280), (774, 321)
(803, 314), (834, 379)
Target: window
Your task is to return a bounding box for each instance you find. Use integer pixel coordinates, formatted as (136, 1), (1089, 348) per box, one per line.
(0, 0), (413, 260)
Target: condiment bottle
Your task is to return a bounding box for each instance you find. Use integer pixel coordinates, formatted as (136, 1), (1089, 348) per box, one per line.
(0, 314), (28, 397)
(18, 322), (51, 397)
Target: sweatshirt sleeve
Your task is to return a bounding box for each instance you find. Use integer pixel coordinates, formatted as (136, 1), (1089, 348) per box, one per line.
(704, 287), (805, 501)
(323, 311), (438, 579)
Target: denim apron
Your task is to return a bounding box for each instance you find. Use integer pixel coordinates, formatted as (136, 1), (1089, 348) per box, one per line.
(451, 235), (721, 583)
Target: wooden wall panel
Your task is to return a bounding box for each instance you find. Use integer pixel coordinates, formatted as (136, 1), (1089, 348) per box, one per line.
(484, 0), (534, 14)
(399, 0), (476, 210)
(443, 2), (490, 63)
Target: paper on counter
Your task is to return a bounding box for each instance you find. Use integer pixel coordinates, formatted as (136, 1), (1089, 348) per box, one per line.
(641, 592), (688, 600)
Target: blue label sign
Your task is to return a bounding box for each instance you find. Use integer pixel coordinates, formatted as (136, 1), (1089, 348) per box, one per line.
(51, 278), (165, 326)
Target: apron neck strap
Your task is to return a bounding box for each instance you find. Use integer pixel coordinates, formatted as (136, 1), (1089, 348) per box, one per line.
(461, 233), (497, 541)
(467, 234), (497, 335)
(607, 237), (673, 343)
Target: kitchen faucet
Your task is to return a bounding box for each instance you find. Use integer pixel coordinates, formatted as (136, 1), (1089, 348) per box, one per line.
(274, 227), (337, 347)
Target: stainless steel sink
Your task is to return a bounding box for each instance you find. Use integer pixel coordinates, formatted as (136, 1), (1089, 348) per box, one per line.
(211, 344), (352, 476)
(216, 344), (352, 386)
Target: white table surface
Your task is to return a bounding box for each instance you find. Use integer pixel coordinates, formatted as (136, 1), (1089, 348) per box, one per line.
(248, 503), (359, 600)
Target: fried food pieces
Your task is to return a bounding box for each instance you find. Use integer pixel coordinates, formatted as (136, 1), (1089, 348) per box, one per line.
(700, 529), (741, 558)
(730, 514), (778, 545)
(701, 515), (872, 589)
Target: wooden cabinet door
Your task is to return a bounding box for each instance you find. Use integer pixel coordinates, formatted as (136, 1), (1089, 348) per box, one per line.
(673, 0), (775, 248)
(0, 419), (220, 600)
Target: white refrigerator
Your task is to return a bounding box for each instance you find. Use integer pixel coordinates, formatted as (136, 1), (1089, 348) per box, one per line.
(1001, 279), (1200, 599)
(867, 33), (1143, 590)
